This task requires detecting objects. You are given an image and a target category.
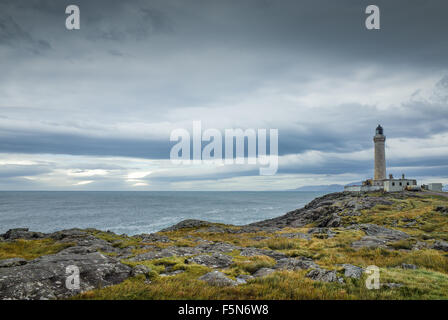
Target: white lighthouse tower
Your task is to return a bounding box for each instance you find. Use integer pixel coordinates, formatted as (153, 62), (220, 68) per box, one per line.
(373, 124), (386, 181)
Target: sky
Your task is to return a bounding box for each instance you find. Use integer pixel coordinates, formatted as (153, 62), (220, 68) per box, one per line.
(0, 0), (447, 191)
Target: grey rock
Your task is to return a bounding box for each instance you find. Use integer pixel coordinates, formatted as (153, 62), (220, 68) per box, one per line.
(160, 219), (210, 232)
(236, 274), (254, 284)
(0, 251), (131, 300)
(196, 226), (226, 233)
(252, 268), (275, 278)
(403, 221), (417, 228)
(239, 247), (287, 261)
(308, 227), (336, 239)
(250, 236), (269, 241)
(358, 224), (410, 241)
(248, 192), (394, 229)
(341, 264), (363, 279)
(198, 271), (237, 287)
(412, 241), (429, 250)
(0, 258), (27, 268)
(435, 206), (448, 214)
(2, 228), (46, 240)
(129, 246), (201, 262)
(196, 242), (239, 253)
(401, 263), (417, 270)
(131, 265), (151, 277)
(433, 240), (448, 252)
(49, 229), (87, 241)
(159, 270), (185, 277)
(186, 253), (233, 268)
(278, 233), (310, 240)
(274, 257), (319, 271)
(381, 282), (403, 289)
(135, 233), (171, 243)
(351, 236), (388, 249)
(351, 224), (410, 249)
(306, 268), (343, 283)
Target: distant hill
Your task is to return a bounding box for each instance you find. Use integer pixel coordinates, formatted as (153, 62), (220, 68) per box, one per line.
(293, 184), (344, 192)
(293, 182), (362, 192)
(344, 181), (363, 186)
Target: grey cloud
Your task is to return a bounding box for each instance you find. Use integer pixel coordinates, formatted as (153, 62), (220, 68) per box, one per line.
(0, 164), (52, 178)
(0, 15), (51, 54)
(0, 0), (447, 190)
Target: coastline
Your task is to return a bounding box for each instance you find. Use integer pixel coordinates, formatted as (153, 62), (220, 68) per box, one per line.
(1, 191), (448, 300)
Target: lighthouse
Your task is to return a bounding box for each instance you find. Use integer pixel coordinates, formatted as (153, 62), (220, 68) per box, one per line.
(373, 124), (386, 180)
(344, 125), (418, 192)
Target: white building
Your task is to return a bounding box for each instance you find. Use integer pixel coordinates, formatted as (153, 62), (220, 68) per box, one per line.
(422, 183), (443, 192)
(383, 177), (418, 192)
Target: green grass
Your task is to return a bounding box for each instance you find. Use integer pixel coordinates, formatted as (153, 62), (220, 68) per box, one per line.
(0, 239), (74, 260)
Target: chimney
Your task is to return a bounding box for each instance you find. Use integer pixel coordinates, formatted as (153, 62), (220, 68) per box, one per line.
(402, 173), (405, 179)
(389, 174), (393, 179)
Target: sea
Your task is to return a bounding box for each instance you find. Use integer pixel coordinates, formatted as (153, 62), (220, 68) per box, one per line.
(0, 191), (326, 235)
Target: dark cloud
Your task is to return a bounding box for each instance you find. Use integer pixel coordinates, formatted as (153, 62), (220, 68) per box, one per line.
(0, 164), (52, 178)
(0, 132), (170, 159)
(0, 0), (447, 189)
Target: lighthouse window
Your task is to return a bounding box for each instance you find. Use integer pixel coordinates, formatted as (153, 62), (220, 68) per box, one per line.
(399, 182), (402, 186)
(392, 182), (395, 186)
(407, 182), (409, 186)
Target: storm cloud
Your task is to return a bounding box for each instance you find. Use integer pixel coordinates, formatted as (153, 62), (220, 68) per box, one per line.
(0, 0), (447, 190)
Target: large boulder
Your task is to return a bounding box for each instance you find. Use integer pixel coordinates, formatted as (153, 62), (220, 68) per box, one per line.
(48, 229), (88, 241)
(160, 220), (211, 232)
(351, 224), (410, 249)
(2, 228), (46, 240)
(435, 206), (448, 214)
(131, 265), (152, 277)
(0, 251), (131, 300)
(274, 257), (318, 271)
(236, 274), (254, 284)
(433, 240), (448, 252)
(0, 258), (27, 268)
(341, 264), (363, 279)
(358, 224), (409, 240)
(306, 268), (343, 283)
(351, 236), (388, 249)
(129, 246), (201, 262)
(252, 268), (276, 278)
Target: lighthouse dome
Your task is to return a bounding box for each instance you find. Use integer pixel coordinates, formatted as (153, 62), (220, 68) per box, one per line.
(376, 124), (383, 135)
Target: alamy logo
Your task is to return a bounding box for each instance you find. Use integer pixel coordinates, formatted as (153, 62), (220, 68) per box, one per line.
(365, 265), (380, 289)
(65, 5), (80, 30)
(65, 265), (80, 290)
(365, 5), (380, 30)
(170, 121), (278, 175)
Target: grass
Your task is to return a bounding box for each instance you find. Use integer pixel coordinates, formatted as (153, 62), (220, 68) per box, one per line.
(77, 266), (448, 300)
(0, 239), (74, 260)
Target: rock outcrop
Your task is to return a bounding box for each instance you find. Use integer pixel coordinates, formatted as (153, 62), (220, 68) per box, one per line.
(0, 250), (131, 300)
(248, 192), (395, 229)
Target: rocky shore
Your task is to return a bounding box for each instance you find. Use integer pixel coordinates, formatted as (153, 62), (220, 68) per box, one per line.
(1, 191), (448, 300)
